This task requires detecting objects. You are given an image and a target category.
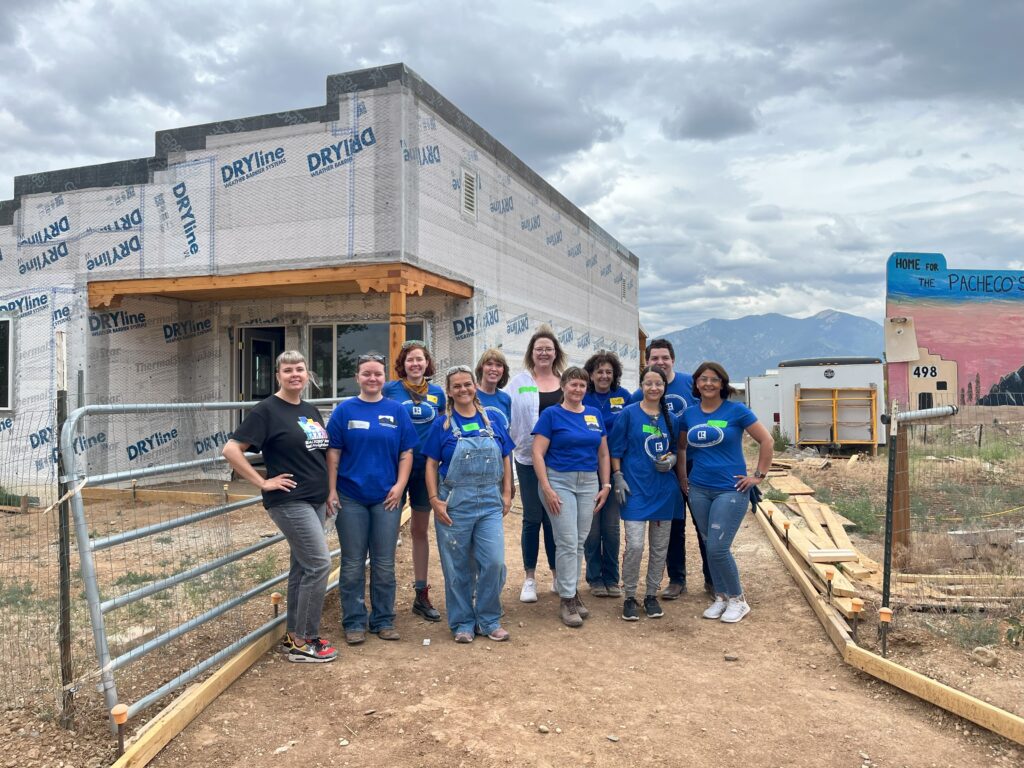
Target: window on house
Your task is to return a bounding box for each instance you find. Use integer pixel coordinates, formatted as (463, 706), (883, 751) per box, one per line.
(0, 318), (11, 410)
(309, 321), (426, 398)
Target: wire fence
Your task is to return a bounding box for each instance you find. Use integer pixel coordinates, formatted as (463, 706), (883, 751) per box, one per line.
(887, 400), (1024, 656)
(0, 396), (340, 729)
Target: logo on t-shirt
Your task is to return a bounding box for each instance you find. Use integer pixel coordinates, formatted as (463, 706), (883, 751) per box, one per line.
(378, 414), (397, 429)
(687, 424), (725, 449)
(664, 394), (687, 415)
(609, 397), (625, 412)
(584, 414), (602, 431)
(404, 399), (437, 425)
(297, 416), (329, 451)
(483, 406), (510, 430)
(644, 432), (672, 461)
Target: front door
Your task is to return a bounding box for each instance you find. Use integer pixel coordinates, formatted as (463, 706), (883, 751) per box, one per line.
(239, 327), (285, 401)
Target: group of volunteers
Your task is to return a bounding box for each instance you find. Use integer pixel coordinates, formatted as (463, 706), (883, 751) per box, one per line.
(223, 329), (773, 663)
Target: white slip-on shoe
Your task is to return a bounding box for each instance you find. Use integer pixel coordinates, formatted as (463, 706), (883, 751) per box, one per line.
(702, 595), (729, 620)
(720, 596), (751, 623)
(519, 578), (538, 603)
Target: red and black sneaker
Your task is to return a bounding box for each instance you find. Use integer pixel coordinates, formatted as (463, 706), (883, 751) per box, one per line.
(288, 637), (338, 663)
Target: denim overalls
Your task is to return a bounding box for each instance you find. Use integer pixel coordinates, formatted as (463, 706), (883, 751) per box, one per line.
(435, 420), (506, 635)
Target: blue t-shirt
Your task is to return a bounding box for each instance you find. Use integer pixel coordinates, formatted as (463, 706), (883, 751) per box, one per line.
(476, 389), (512, 433)
(382, 380), (446, 470)
(609, 403), (684, 521)
(423, 411), (515, 478)
(583, 386), (632, 432)
(681, 400), (758, 491)
(532, 405), (606, 473)
(631, 371), (697, 417)
(326, 397), (419, 505)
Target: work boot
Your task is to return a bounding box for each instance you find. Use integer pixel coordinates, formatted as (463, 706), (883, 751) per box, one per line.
(412, 585), (441, 622)
(560, 597), (583, 628)
(573, 592), (590, 620)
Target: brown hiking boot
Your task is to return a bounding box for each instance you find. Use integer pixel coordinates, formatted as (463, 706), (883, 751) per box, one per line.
(560, 597), (583, 628)
(573, 592), (590, 620)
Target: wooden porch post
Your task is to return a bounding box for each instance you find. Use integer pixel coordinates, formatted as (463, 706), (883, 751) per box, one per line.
(389, 290), (407, 378)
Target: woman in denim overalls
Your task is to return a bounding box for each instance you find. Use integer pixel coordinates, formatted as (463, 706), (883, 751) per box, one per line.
(424, 366), (514, 643)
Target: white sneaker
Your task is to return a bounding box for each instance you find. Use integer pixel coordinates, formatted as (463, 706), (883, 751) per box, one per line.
(702, 596), (728, 620)
(520, 578), (538, 603)
(720, 596), (750, 623)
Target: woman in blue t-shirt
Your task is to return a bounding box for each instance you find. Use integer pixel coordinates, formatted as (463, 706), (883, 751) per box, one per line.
(424, 365), (514, 644)
(532, 366), (611, 628)
(680, 361), (773, 625)
(474, 347), (513, 431)
(582, 350), (631, 598)
(327, 353), (419, 644)
(382, 340), (446, 623)
(609, 365), (684, 622)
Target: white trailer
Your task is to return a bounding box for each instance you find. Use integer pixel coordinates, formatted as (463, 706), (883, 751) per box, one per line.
(746, 370), (780, 431)
(777, 357), (885, 453)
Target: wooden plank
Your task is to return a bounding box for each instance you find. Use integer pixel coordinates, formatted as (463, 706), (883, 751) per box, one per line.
(761, 501), (858, 597)
(81, 488), (254, 505)
(767, 475), (815, 495)
(808, 548), (859, 563)
(844, 645), (1024, 746)
(896, 573), (1024, 584)
(788, 499), (835, 545)
(818, 502), (857, 551)
(754, 504), (852, 652)
(112, 623), (286, 767)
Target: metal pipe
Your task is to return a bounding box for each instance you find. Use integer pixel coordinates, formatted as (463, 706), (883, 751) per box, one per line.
(90, 497), (260, 552)
(82, 455), (238, 487)
(126, 573), (340, 718)
(100, 534), (286, 613)
(881, 401), (899, 609)
(883, 404), (959, 424)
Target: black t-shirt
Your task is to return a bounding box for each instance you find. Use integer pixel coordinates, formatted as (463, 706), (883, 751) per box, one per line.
(231, 395), (330, 509)
(538, 388), (563, 414)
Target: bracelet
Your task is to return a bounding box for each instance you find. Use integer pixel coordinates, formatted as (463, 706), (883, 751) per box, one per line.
(428, 495), (438, 501)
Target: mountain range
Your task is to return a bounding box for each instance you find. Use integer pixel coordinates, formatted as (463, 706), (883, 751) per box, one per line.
(657, 310), (884, 381)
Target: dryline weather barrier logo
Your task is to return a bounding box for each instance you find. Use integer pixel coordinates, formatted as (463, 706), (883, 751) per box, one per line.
(307, 127), (377, 176)
(19, 215), (71, 246)
(221, 147), (286, 187)
(89, 309), (147, 336)
(163, 318), (213, 342)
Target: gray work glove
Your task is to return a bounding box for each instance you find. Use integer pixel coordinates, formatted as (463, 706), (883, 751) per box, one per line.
(654, 453), (677, 473)
(612, 470), (630, 506)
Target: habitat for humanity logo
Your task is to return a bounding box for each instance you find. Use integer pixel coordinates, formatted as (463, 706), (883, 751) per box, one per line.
(89, 309), (147, 336)
(163, 318), (213, 342)
(307, 127), (377, 177)
(1, 293), (49, 317)
(453, 304), (499, 341)
(221, 147), (286, 187)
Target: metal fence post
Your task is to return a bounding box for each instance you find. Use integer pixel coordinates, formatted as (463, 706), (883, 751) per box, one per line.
(57, 389), (75, 729)
(882, 401), (899, 609)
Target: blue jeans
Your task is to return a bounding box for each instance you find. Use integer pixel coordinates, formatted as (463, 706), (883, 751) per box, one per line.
(516, 460), (556, 572)
(542, 469), (599, 598)
(335, 493), (402, 632)
(687, 484), (747, 597)
(584, 491), (620, 586)
(267, 501), (331, 639)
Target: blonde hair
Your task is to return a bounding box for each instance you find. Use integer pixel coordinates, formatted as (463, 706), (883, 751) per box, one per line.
(442, 366), (491, 432)
(275, 349), (320, 389)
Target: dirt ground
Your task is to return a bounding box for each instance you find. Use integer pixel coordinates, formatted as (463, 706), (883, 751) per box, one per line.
(143, 508), (1021, 768)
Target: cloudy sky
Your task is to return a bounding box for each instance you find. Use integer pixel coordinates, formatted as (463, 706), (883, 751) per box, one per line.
(1, 0), (1021, 335)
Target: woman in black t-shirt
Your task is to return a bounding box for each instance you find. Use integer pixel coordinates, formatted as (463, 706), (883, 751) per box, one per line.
(223, 350), (337, 663)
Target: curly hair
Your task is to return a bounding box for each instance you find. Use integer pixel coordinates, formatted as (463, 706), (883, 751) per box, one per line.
(394, 341), (436, 380)
(583, 350), (623, 391)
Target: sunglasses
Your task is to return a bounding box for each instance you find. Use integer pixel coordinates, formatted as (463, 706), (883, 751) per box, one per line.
(445, 365), (474, 377)
(401, 339), (426, 349)
(357, 353), (386, 364)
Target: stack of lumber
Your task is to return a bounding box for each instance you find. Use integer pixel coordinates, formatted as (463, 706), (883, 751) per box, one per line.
(760, 472), (882, 618)
(894, 572), (1024, 612)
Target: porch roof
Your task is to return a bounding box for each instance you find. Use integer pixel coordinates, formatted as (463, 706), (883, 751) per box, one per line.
(87, 262), (474, 309)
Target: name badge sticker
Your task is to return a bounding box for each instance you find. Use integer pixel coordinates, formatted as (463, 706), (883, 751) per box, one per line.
(426, 394), (439, 404)
(460, 421), (481, 432)
(348, 420), (370, 430)
(518, 385), (538, 394)
(642, 424), (663, 436)
(706, 419), (728, 428)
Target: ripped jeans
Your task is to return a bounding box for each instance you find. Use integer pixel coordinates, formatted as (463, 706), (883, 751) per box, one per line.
(687, 484), (747, 597)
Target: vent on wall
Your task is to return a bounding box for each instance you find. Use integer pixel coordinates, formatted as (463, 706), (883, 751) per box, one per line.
(461, 169), (476, 217)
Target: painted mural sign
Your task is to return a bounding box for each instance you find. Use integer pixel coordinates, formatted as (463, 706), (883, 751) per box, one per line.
(886, 252), (1024, 408)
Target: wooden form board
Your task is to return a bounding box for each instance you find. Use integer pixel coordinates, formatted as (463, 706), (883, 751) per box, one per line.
(768, 475), (816, 495)
(808, 549), (858, 563)
(755, 503), (1024, 746)
(760, 500), (857, 597)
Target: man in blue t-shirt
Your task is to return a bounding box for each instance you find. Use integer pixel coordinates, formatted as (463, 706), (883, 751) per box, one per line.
(631, 338), (711, 599)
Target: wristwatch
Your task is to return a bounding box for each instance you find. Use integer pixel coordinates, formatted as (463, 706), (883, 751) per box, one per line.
(752, 470), (766, 479)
